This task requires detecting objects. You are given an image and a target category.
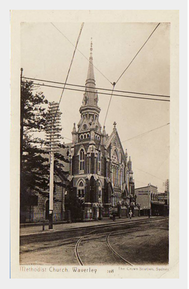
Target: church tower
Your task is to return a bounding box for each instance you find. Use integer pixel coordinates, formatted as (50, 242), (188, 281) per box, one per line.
(67, 40), (134, 221)
(77, 40), (102, 139)
(69, 40), (107, 221)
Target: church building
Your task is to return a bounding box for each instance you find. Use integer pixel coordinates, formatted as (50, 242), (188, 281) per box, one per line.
(66, 41), (136, 221)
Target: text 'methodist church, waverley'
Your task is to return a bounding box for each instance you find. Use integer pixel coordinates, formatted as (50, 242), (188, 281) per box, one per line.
(66, 41), (136, 221)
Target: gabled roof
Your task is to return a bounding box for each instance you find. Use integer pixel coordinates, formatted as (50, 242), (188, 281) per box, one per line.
(105, 127), (125, 160)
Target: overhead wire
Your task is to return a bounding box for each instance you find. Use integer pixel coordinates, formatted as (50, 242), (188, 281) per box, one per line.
(55, 22), (84, 117)
(122, 123), (170, 143)
(115, 23), (161, 84)
(47, 22), (84, 146)
(103, 83), (116, 126)
(134, 167), (165, 181)
(23, 80), (170, 103)
(22, 76), (170, 98)
(102, 23), (161, 127)
(51, 22), (112, 85)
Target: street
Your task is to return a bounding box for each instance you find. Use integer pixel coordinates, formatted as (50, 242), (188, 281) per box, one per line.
(20, 217), (168, 266)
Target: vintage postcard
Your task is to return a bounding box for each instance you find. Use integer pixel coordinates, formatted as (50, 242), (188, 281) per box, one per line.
(10, 10), (179, 279)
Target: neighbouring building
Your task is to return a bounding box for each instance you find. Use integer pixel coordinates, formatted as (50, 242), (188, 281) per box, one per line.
(135, 183), (169, 216)
(135, 184), (158, 216)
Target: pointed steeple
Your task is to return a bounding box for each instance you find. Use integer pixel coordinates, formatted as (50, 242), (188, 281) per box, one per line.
(78, 40), (101, 134)
(80, 39), (100, 113)
(86, 39), (95, 86)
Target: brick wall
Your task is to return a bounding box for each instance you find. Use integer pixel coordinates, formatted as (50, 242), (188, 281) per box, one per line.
(27, 174), (65, 222)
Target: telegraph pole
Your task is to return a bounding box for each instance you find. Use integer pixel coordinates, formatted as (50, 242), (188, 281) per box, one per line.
(45, 102), (61, 229)
(20, 68), (24, 215)
(20, 68), (24, 170)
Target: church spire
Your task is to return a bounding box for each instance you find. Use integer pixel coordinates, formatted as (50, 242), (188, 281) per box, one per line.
(80, 39), (100, 112)
(86, 39), (95, 85)
(78, 40), (101, 134)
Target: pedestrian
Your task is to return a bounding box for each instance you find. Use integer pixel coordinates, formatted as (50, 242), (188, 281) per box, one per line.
(112, 212), (116, 221)
(129, 210), (132, 219)
(148, 209), (151, 218)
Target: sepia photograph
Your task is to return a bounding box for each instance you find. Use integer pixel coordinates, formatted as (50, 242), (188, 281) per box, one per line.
(10, 10), (180, 279)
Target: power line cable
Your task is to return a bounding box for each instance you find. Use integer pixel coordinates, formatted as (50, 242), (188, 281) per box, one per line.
(23, 76), (170, 98)
(47, 22), (84, 144)
(51, 22), (112, 85)
(63, 136), (72, 141)
(135, 179), (149, 186)
(103, 83), (116, 126)
(23, 81), (170, 103)
(135, 167), (164, 181)
(116, 23), (161, 84)
(56, 22), (84, 115)
(122, 123), (170, 142)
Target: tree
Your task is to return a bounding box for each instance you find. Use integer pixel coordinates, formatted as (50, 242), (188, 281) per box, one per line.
(20, 80), (70, 220)
(20, 81), (49, 213)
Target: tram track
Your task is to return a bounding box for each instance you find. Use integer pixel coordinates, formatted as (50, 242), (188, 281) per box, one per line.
(74, 218), (167, 266)
(74, 229), (135, 266)
(21, 217), (166, 254)
(20, 217), (168, 266)
(106, 232), (134, 266)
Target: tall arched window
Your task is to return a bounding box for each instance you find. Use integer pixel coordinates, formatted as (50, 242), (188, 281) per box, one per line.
(116, 168), (118, 186)
(77, 180), (85, 198)
(79, 149), (85, 172)
(97, 181), (102, 203)
(112, 149), (119, 163)
(97, 152), (101, 173)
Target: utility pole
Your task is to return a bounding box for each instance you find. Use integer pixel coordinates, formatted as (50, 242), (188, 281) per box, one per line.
(45, 102), (62, 229)
(20, 68), (24, 169)
(20, 68), (24, 218)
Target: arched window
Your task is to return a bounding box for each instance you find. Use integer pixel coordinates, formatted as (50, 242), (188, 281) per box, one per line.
(77, 180), (85, 198)
(120, 169), (122, 188)
(83, 124), (87, 130)
(116, 168), (118, 186)
(97, 181), (102, 203)
(97, 152), (101, 173)
(112, 149), (119, 163)
(79, 149), (85, 172)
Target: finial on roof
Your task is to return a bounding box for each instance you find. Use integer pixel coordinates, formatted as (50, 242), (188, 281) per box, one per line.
(103, 125), (106, 135)
(113, 121), (117, 129)
(72, 122), (76, 133)
(90, 38), (93, 58)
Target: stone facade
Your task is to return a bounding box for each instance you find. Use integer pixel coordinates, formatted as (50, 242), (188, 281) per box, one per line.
(65, 41), (136, 221)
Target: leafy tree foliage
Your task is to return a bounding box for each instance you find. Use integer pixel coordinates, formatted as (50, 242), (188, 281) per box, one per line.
(20, 81), (49, 210)
(20, 81), (70, 215)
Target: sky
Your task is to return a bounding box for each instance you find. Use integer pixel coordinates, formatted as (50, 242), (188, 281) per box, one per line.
(21, 22), (170, 192)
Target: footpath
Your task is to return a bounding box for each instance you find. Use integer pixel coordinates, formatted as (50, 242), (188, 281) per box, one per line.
(20, 216), (151, 237)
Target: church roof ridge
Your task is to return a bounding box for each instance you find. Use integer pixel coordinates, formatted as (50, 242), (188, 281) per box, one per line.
(105, 123), (125, 159)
